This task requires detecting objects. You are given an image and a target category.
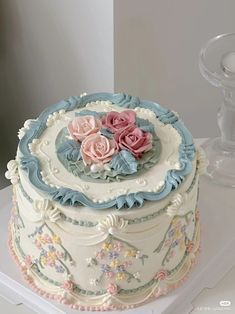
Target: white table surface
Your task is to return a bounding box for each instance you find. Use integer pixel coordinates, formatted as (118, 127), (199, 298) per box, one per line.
(1, 140), (235, 314)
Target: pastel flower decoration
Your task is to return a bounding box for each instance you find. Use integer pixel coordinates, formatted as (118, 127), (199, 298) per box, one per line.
(62, 280), (74, 292)
(186, 241), (195, 253)
(68, 115), (102, 142)
(102, 110), (136, 133)
(52, 234), (61, 244)
(114, 125), (152, 159)
(113, 241), (123, 252)
(81, 133), (116, 165)
(101, 264), (110, 273)
(95, 250), (105, 260)
(107, 283), (118, 295)
(116, 272), (126, 281)
(105, 272), (114, 279)
(22, 255), (32, 269)
(102, 242), (113, 251)
(124, 249), (138, 258)
(110, 259), (120, 268)
(155, 269), (168, 281)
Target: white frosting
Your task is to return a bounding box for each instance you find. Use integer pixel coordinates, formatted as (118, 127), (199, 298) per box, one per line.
(20, 102), (182, 202)
(197, 147), (209, 175)
(33, 199), (61, 223)
(18, 119), (36, 139)
(46, 109), (66, 127)
(97, 214), (128, 235)
(166, 193), (188, 217)
(5, 159), (19, 185)
(9, 101), (201, 309)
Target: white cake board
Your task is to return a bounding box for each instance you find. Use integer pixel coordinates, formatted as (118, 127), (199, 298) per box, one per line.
(1, 140), (235, 314)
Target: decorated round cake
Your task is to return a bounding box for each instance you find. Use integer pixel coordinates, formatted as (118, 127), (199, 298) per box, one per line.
(5, 93), (206, 311)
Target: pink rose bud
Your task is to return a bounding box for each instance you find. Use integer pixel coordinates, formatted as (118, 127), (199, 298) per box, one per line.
(62, 280), (74, 291)
(107, 283), (118, 295)
(68, 115), (102, 142)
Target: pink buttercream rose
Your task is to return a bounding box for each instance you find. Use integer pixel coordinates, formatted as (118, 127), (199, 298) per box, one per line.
(102, 110), (136, 133)
(68, 115), (102, 142)
(81, 133), (116, 165)
(62, 280), (74, 291)
(107, 283), (118, 295)
(114, 125), (152, 159)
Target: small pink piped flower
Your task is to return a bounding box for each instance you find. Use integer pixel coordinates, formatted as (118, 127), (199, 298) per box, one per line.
(122, 260), (132, 268)
(62, 280), (74, 292)
(105, 272), (114, 279)
(107, 283), (118, 295)
(43, 234), (52, 243)
(56, 250), (64, 258)
(154, 269), (168, 281)
(164, 239), (171, 247)
(23, 255), (32, 269)
(95, 250), (105, 260)
(186, 241), (194, 253)
(113, 241), (123, 252)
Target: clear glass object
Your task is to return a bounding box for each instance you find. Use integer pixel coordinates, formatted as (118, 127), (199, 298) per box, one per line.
(199, 33), (235, 187)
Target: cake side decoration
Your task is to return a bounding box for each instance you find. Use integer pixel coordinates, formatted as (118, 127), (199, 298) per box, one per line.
(6, 92), (202, 310)
(33, 199), (61, 223)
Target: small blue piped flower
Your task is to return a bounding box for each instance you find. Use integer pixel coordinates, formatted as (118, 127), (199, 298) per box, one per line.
(108, 251), (119, 259)
(172, 239), (179, 248)
(55, 265), (65, 273)
(168, 229), (175, 237)
(100, 264), (110, 273)
(48, 245), (56, 252)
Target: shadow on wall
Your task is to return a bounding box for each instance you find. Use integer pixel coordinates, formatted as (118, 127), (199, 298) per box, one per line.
(0, 0), (27, 188)
(0, 0), (96, 188)
(0, 0), (115, 190)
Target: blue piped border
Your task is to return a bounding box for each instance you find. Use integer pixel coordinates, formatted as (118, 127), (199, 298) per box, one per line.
(19, 93), (196, 210)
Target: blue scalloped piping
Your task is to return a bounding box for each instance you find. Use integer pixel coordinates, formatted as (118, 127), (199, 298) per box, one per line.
(18, 93), (196, 210)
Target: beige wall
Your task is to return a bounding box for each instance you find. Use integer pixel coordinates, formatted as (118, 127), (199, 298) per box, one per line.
(114, 0), (235, 138)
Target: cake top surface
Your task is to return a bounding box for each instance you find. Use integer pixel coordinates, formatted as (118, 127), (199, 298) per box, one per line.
(17, 93), (195, 209)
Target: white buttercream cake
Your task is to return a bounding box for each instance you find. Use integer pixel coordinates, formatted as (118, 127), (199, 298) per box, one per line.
(5, 93), (206, 311)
